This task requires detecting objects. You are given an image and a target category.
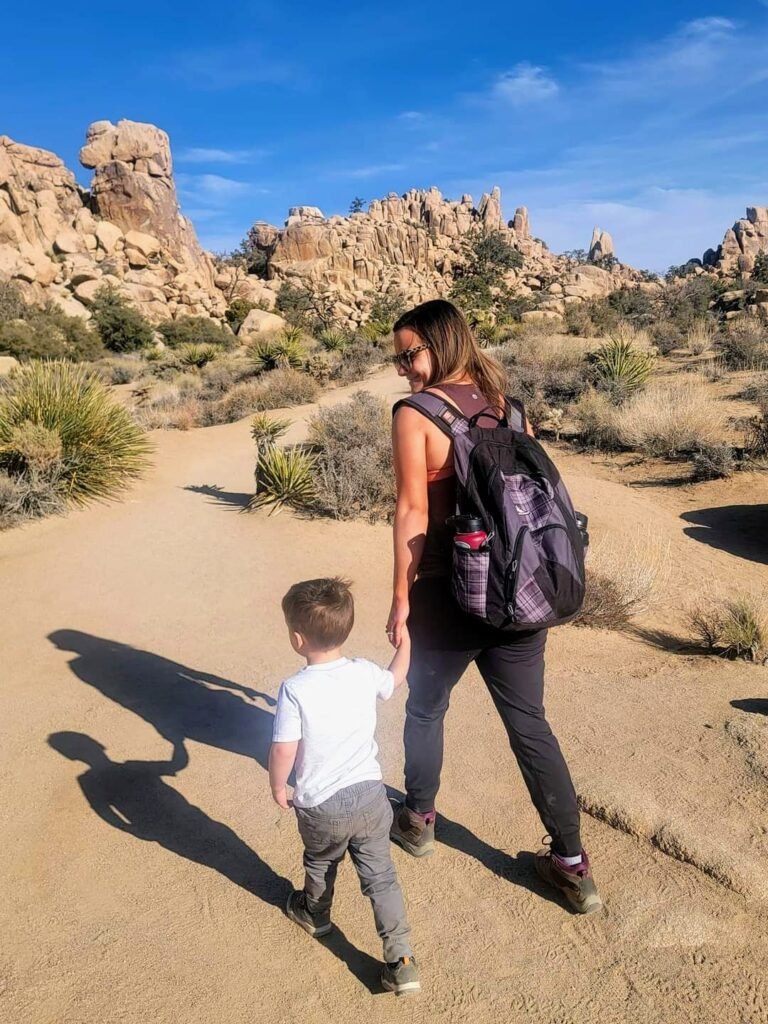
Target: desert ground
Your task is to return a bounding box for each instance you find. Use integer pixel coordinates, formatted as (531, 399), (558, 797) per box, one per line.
(2, 366), (767, 1024)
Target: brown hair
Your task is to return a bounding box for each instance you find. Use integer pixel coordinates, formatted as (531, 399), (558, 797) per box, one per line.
(282, 577), (354, 649)
(393, 299), (507, 410)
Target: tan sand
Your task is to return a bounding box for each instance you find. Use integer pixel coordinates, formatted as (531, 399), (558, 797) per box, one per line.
(2, 368), (767, 1024)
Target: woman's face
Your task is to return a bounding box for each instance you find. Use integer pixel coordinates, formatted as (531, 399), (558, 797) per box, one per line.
(393, 327), (434, 393)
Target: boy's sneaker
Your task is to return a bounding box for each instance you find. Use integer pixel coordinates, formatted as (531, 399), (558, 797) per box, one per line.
(534, 842), (603, 915)
(390, 802), (435, 858)
(381, 956), (421, 996)
(285, 890), (332, 937)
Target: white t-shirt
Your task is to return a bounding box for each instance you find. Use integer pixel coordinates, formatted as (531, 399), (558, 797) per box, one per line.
(272, 657), (395, 808)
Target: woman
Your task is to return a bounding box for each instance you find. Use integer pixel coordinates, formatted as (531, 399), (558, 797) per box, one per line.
(386, 299), (601, 915)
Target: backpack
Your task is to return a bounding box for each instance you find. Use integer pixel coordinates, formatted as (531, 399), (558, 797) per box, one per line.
(394, 390), (586, 631)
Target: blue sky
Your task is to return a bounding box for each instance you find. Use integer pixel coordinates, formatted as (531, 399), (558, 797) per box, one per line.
(3, 2), (768, 270)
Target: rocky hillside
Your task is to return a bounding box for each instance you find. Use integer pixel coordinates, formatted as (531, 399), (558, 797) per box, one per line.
(0, 118), (647, 330)
(700, 206), (768, 276)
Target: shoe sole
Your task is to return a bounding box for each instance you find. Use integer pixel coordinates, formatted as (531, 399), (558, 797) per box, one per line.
(382, 977), (422, 996)
(390, 831), (435, 858)
(285, 893), (333, 938)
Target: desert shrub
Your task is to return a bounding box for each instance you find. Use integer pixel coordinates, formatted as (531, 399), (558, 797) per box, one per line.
(689, 595), (766, 661)
(747, 406), (768, 458)
(575, 533), (668, 629)
(256, 368), (319, 410)
(275, 281), (314, 326)
(201, 380), (266, 425)
(93, 357), (145, 385)
(719, 321), (768, 369)
(199, 357), (258, 397)
(249, 445), (317, 513)
(90, 286), (154, 352)
(618, 380), (725, 457)
(225, 298), (256, 333)
(0, 280), (27, 321)
(571, 389), (621, 449)
(742, 373), (768, 405)
(250, 412), (290, 448)
(331, 338), (387, 384)
(305, 352), (333, 384)
(564, 303), (598, 337)
(0, 361), (151, 503)
(135, 388), (203, 431)
(319, 329), (350, 352)
(0, 466), (66, 529)
(308, 391), (394, 522)
(497, 334), (593, 410)
(660, 276), (727, 331)
(687, 318), (716, 355)
(691, 443), (735, 481)
(369, 290), (406, 330)
(157, 316), (235, 350)
(177, 343), (220, 369)
(251, 333), (305, 371)
(360, 319), (391, 342)
(0, 307), (103, 363)
(606, 287), (657, 327)
(752, 251), (768, 285)
(592, 338), (655, 402)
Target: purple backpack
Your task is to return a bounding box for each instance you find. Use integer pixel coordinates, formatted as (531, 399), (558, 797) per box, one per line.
(395, 391), (586, 630)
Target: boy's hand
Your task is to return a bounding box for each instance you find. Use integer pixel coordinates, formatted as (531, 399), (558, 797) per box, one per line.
(272, 787), (293, 810)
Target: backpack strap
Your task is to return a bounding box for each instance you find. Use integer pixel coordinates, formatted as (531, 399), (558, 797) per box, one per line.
(506, 397), (527, 433)
(392, 391), (470, 440)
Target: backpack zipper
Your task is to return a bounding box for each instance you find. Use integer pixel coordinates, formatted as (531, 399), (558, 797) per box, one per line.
(504, 527), (528, 621)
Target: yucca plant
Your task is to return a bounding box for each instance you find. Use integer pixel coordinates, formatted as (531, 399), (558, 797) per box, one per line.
(318, 329), (349, 352)
(251, 336), (305, 372)
(593, 338), (655, 401)
(177, 343), (219, 369)
(249, 444), (316, 513)
(360, 319), (390, 342)
(0, 361), (152, 504)
(279, 325), (306, 346)
(250, 412), (290, 448)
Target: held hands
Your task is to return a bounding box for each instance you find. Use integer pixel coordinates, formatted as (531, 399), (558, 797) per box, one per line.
(271, 787), (293, 810)
(386, 596), (410, 648)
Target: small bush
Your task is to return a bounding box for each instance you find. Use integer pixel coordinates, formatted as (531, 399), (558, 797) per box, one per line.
(689, 595), (766, 661)
(256, 368), (319, 410)
(249, 445), (317, 513)
(0, 307), (104, 363)
(319, 329), (350, 352)
(93, 357), (145, 385)
(177, 343), (220, 369)
(575, 533), (668, 629)
(719, 322), (768, 369)
(331, 338), (386, 384)
(571, 389), (621, 449)
(225, 298), (256, 333)
(305, 352), (333, 384)
(0, 361), (151, 503)
(742, 373), (768, 406)
(158, 316), (235, 350)
(251, 334), (305, 371)
(618, 380), (725, 457)
(0, 280), (27, 321)
(649, 322), (684, 356)
(497, 334), (593, 411)
(308, 391), (394, 521)
(592, 338), (655, 402)
(691, 443), (735, 481)
(686, 318), (716, 355)
(199, 357), (258, 397)
(90, 287), (154, 352)
(0, 466), (66, 529)
(250, 412), (290, 448)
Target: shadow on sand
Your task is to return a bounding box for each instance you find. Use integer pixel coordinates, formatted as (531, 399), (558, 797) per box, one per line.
(183, 484), (253, 511)
(681, 504), (768, 565)
(731, 698), (768, 716)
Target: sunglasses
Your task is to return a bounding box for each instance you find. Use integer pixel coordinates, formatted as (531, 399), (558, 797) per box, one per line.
(391, 342), (431, 370)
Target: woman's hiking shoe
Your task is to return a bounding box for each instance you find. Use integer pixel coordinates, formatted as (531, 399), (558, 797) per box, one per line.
(534, 845), (603, 915)
(381, 956), (421, 996)
(285, 890), (332, 937)
(389, 802), (435, 857)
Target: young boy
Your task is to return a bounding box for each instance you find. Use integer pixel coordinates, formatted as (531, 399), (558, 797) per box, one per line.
(269, 577), (419, 996)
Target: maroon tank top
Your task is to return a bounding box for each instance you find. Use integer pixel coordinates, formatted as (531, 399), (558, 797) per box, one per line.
(417, 382), (501, 579)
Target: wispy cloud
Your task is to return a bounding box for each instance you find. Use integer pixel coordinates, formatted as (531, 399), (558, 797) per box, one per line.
(491, 63), (559, 105)
(397, 110), (425, 123)
(178, 173), (270, 207)
(178, 147), (270, 165)
(329, 162), (406, 180)
(160, 44), (303, 90)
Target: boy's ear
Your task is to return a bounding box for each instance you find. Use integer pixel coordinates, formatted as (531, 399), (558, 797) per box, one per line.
(292, 630), (306, 651)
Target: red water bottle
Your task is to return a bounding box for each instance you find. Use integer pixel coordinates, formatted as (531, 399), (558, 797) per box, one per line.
(452, 514), (488, 550)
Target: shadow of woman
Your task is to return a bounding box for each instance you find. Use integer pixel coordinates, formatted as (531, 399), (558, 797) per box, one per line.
(49, 731), (383, 993)
(48, 630), (276, 769)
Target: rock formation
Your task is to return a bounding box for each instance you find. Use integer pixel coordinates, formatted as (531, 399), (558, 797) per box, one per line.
(703, 206), (768, 275)
(0, 120), (226, 322)
(588, 226), (615, 263)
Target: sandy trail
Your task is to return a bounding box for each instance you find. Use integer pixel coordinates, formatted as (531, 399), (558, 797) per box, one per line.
(2, 368), (767, 1024)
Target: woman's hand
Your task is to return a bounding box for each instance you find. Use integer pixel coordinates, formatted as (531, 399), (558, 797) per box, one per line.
(386, 594), (410, 648)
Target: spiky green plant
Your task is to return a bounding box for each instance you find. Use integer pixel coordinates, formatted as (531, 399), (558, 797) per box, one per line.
(249, 445), (316, 513)
(593, 338), (655, 400)
(251, 336), (305, 372)
(279, 325), (306, 346)
(177, 343), (220, 369)
(360, 319), (390, 342)
(0, 361), (152, 504)
(250, 412), (290, 448)
(318, 329), (349, 352)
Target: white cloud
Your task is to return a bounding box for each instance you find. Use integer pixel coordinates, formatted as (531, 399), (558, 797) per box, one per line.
(491, 64), (559, 105)
(397, 110), (425, 123)
(177, 173), (270, 207)
(179, 147), (269, 165)
(330, 162), (406, 180)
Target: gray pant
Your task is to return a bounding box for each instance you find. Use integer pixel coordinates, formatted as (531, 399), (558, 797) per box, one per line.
(295, 780), (412, 962)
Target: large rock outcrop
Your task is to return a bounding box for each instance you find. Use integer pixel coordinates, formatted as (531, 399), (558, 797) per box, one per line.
(0, 120), (226, 321)
(703, 206), (768, 275)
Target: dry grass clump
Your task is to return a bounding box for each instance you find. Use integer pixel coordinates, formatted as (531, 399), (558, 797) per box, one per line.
(496, 334), (594, 424)
(575, 532), (669, 629)
(0, 467), (66, 529)
(618, 379), (725, 457)
(611, 319), (653, 352)
(686, 318), (717, 356)
(688, 594), (767, 661)
(571, 389), (621, 449)
(308, 391), (395, 522)
(719, 321), (768, 369)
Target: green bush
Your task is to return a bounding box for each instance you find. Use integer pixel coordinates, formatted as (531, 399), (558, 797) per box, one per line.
(592, 338), (655, 401)
(319, 329), (350, 352)
(330, 337), (386, 384)
(275, 281), (314, 327)
(93, 357), (145, 385)
(90, 287), (154, 352)
(0, 361), (152, 504)
(250, 412), (290, 448)
(249, 445), (317, 513)
(0, 306), (103, 363)
(0, 280), (27, 321)
(308, 391), (394, 521)
(752, 251), (768, 285)
(251, 333), (305, 371)
(158, 316), (235, 350)
(369, 290), (406, 331)
(225, 298), (256, 333)
(176, 343), (220, 369)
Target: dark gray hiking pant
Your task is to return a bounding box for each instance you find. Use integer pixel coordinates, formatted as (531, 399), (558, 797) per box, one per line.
(405, 577), (582, 857)
(295, 780), (412, 962)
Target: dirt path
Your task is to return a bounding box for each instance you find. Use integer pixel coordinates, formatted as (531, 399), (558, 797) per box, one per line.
(2, 368), (767, 1024)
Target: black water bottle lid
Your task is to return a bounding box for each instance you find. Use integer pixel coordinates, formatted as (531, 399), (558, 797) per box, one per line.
(453, 514), (484, 533)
